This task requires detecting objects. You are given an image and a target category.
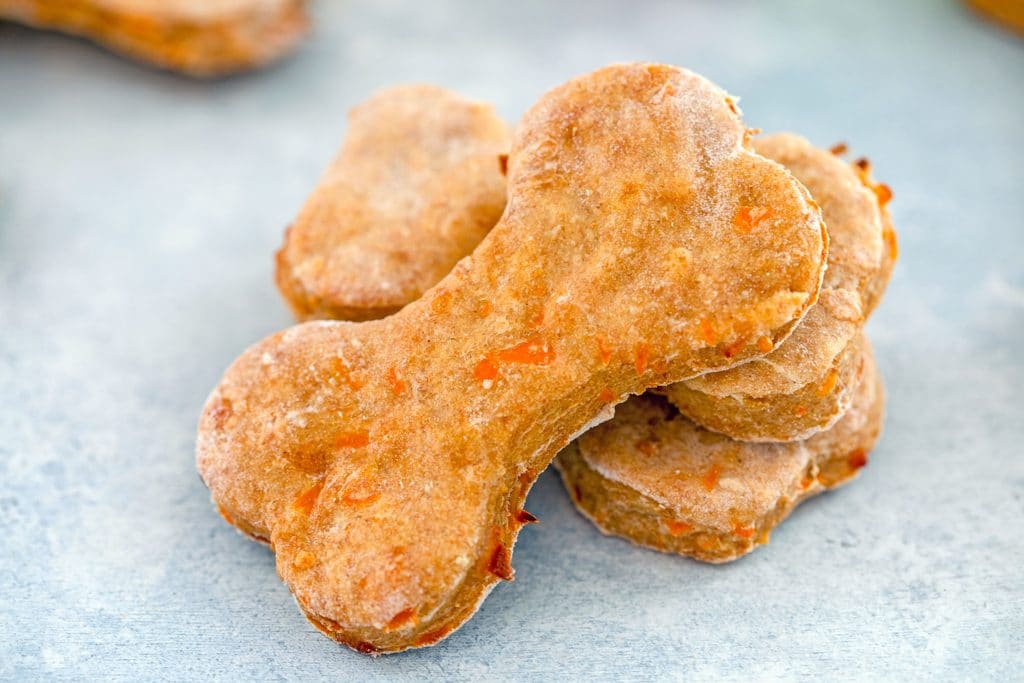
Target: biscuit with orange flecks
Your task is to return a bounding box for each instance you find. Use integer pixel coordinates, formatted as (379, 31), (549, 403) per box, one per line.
(557, 338), (883, 563)
(659, 133), (895, 442)
(197, 63), (827, 653)
(276, 84), (511, 321)
(0, 0), (308, 76)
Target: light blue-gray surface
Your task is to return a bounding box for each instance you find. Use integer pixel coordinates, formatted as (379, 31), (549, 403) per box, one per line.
(1, 1), (1022, 680)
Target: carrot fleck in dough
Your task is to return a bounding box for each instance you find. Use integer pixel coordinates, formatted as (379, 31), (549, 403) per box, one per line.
(874, 183), (893, 207)
(386, 608), (418, 632)
(487, 526), (514, 581)
(723, 337), (747, 359)
(701, 465), (721, 492)
(699, 318), (718, 346)
(473, 357), (499, 385)
(732, 523), (756, 539)
(515, 509), (539, 525)
(664, 519), (692, 536)
(385, 366), (406, 396)
(293, 480), (324, 516)
(885, 228), (899, 260)
(847, 448), (869, 470)
(330, 358), (364, 391)
(733, 205), (774, 233)
(818, 369), (839, 397)
(334, 431), (369, 449)
(474, 335), (555, 386)
(496, 335), (555, 366)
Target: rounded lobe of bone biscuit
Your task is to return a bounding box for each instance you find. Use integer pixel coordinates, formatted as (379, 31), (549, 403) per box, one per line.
(662, 315), (867, 443)
(560, 338), (883, 563)
(276, 84), (511, 321)
(197, 63), (827, 652)
(664, 133), (891, 441)
(0, 0), (310, 76)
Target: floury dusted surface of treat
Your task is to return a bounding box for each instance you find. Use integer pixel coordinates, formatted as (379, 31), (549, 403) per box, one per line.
(196, 63), (827, 652)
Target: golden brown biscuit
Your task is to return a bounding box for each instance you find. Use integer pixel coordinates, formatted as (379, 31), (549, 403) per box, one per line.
(276, 85), (510, 321)
(557, 338), (883, 563)
(196, 63), (827, 653)
(0, 0), (308, 76)
(660, 134), (894, 442)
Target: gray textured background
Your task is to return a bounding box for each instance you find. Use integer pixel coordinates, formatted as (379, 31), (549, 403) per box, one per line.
(1, 1), (1022, 680)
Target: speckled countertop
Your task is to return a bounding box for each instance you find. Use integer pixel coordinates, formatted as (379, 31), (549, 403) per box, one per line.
(1, 1), (1021, 679)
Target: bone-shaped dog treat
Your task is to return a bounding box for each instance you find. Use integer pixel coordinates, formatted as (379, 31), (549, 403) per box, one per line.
(276, 84), (510, 321)
(197, 63), (827, 653)
(660, 133), (896, 442)
(557, 338), (883, 563)
(0, 0), (308, 76)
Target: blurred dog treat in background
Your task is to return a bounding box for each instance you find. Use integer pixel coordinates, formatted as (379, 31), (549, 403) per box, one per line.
(0, 0), (309, 76)
(966, 0), (1024, 34)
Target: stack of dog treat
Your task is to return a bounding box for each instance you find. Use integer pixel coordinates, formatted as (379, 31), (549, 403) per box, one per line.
(197, 64), (897, 653)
